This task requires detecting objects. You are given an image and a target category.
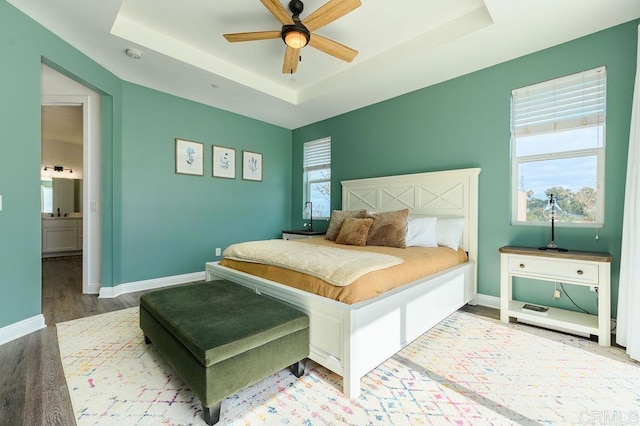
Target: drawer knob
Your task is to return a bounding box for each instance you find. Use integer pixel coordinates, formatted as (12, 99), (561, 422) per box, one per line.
(577, 269), (584, 275)
(519, 263), (525, 268)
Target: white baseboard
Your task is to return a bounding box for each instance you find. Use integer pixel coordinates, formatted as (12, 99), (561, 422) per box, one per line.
(86, 282), (101, 295)
(0, 314), (46, 346)
(98, 271), (206, 298)
(476, 293), (500, 309)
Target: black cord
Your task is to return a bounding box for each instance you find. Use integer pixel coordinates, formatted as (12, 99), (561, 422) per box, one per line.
(559, 282), (591, 315)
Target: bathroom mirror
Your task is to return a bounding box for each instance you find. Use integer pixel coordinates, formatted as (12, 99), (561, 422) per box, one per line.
(41, 177), (82, 215)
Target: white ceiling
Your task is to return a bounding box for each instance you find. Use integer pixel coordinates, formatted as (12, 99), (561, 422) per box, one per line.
(41, 105), (83, 146)
(9, 0), (640, 129)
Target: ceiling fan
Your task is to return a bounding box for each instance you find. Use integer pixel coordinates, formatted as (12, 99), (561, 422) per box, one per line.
(223, 0), (361, 74)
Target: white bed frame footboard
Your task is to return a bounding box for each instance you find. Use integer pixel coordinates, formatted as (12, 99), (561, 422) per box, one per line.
(205, 167), (480, 398)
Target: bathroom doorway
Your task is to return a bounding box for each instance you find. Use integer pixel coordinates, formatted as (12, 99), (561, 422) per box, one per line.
(41, 64), (102, 299)
(41, 103), (84, 306)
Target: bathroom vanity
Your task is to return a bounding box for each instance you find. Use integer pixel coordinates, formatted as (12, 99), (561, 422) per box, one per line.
(42, 216), (82, 256)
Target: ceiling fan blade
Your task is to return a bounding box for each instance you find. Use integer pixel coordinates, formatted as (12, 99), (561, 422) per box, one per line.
(309, 34), (358, 62)
(260, 0), (294, 25)
(223, 31), (281, 42)
(303, 0), (361, 32)
(282, 46), (300, 74)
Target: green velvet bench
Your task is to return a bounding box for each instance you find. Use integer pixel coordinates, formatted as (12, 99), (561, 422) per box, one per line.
(139, 280), (309, 425)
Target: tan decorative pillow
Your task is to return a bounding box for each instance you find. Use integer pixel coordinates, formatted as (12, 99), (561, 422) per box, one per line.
(366, 208), (409, 248)
(325, 209), (367, 241)
(335, 217), (374, 246)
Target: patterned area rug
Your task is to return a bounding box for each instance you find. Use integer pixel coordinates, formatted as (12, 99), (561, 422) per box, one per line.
(57, 308), (640, 425)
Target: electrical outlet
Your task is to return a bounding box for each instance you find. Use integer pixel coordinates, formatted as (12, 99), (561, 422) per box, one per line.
(215, 247), (221, 256)
(553, 289), (561, 299)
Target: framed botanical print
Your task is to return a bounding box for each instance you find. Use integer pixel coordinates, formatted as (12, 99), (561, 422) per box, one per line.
(242, 151), (262, 181)
(212, 145), (236, 179)
(175, 138), (204, 176)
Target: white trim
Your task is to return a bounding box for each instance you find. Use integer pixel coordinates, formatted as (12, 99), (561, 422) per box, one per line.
(42, 64), (103, 296)
(476, 293), (500, 309)
(41, 96), (102, 294)
(86, 282), (101, 295)
(98, 271), (206, 298)
(0, 315), (46, 346)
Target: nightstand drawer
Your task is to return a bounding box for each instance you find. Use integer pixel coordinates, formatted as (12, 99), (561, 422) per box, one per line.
(507, 256), (599, 284)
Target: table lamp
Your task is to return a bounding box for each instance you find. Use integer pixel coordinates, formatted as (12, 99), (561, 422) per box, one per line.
(303, 201), (313, 231)
(539, 194), (568, 252)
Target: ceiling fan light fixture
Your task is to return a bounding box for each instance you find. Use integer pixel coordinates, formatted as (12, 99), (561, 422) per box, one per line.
(282, 24), (310, 49)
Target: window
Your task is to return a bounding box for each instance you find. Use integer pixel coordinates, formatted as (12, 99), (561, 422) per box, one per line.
(511, 66), (606, 226)
(303, 137), (331, 219)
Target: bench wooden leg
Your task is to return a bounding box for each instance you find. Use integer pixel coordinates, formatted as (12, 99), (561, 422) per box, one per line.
(289, 359), (306, 378)
(203, 401), (221, 425)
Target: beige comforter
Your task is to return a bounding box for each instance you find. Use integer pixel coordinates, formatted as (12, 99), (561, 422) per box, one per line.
(223, 239), (403, 287)
(220, 237), (468, 304)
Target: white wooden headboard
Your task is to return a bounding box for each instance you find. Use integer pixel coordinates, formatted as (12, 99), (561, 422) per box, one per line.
(341, 168), (481, 265)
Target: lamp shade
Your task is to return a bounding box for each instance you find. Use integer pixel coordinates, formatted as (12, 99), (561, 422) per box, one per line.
(543, 194), (563, 220)
(304, 201), (313, 231)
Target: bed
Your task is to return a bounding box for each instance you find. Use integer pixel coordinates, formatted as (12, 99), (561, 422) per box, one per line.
(205, 167), (480, 398)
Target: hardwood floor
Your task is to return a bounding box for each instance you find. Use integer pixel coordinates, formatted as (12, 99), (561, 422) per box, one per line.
(0, 256), (500, 426)
(0, 256), (148, 426)
(460, 302), (500, 320)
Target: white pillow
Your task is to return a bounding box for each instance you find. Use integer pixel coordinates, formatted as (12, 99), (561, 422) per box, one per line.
(436, 218), (465, 251)
(405, 217), (438, 247)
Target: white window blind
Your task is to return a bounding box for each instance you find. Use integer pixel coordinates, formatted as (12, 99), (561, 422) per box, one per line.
(303, 137), (331, 172)
(512, 66), (606, 138)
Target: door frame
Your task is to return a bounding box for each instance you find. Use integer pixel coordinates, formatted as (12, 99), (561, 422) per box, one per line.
(41, 94), (102, 294)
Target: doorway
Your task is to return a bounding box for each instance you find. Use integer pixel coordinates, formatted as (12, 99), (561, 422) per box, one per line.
(41, 104), (84, 302)
(41, 64), (102, 296)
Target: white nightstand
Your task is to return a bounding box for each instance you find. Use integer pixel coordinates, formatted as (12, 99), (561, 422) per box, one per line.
(282, 230), (326, 240)
(499, 246), (612, 346)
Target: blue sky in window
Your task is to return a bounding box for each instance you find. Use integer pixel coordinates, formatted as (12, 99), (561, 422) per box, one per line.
(516, 126), (602, 199)
(519, 156), (597, 199)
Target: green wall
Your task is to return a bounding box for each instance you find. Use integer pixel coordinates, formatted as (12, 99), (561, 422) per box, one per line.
(116, 82), (291, 284)
(0, 1), (291, 329)
(292, 20), (638, 316)
(0, 0), (120, 328)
